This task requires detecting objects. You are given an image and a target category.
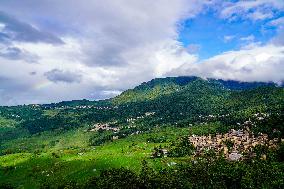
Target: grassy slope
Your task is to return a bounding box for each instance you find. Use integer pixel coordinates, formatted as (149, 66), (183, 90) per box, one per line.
(0, 126), (193, 188)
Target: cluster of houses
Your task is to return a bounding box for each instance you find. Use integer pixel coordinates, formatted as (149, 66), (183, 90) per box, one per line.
(0, 112), (21, 119)
(198, 112), (270, 123)
(188, 127), (279, 161)
(50, 105), (117, 110)
(252, 112), (269, 120)
(89, 122), (120, 132)
(198, 114), (230, 119)
(126, 112), (155, 123)
(10, 114), (21, 118)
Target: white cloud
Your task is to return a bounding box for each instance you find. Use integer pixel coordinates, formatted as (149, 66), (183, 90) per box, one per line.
(224, 35), (235, 43)
(269, 16), (284, 28)
(268, 17), (284, 46)
(220, 0), (284, 21)
(170, 44), (284, 83)
(0, 1), (283, 105)
(186, 44), (201, 53)
(0, 0), (210, 105)
(247, 10), (274, 21)
(240, 35), (255, 42)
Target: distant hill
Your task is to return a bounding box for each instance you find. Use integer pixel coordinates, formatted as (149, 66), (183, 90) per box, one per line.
(0, 76), (283, 139)
(41, 99), (111, 108)
(112, 76), (278, 104)
(27, 76), (279, 108)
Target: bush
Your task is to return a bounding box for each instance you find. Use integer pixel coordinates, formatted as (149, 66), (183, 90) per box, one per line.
(168, 136), (195, 157)
(87, 168), (141, 189)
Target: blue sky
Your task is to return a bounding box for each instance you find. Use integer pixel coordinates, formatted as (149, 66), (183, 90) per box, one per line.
(178, 10), (283, 59)
(0, 0), (284, 105)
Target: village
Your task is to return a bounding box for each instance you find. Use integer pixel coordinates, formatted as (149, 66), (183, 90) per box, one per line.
(126, 111), (155, 123)
(86, 111), (282, 162)
(188, 126), (280, 161)
(89, 122), (120, 132)
(88, 112), (156, 133)
(51, 105), (118, 110)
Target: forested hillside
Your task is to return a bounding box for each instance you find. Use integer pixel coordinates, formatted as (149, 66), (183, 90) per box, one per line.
(0, 76), (283, 188)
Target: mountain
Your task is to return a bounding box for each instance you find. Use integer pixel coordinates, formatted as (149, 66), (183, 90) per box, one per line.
(0, 76), (283, 137)
(112, 76), (278, 104)
(109, 77), (282, 126)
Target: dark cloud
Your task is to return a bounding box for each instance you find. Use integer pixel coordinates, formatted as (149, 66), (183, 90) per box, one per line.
(0, 47), (21, 59)
(44, 69), (82, 83)
(0, 32), (10, 42)
(0, 46), (39, 63)
(84, 43), (127, 67)
(0, 11), (64, 44)
(29, 71), (37, 76)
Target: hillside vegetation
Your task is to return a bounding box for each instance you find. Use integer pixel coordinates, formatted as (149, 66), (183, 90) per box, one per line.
(0, 76), (283, 188)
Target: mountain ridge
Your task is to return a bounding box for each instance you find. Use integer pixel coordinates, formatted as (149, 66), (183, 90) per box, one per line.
(112, 76), (279, 105)
(0, 76), (280, 108)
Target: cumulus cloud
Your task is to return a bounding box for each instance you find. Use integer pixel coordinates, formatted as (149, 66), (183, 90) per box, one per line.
(170, 44), (284, 83)
(0, 0), (211, 67)
(0, 0), (211, 105)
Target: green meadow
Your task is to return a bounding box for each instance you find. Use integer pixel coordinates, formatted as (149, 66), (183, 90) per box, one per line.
(0, 126), (189, 188)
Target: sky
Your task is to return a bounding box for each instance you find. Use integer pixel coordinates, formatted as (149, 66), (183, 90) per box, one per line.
(0, 0), (284, 105)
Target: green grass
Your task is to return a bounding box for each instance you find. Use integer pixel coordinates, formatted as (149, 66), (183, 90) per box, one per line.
(0, 126), (190, 188)
(42, 110), (60, 117)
